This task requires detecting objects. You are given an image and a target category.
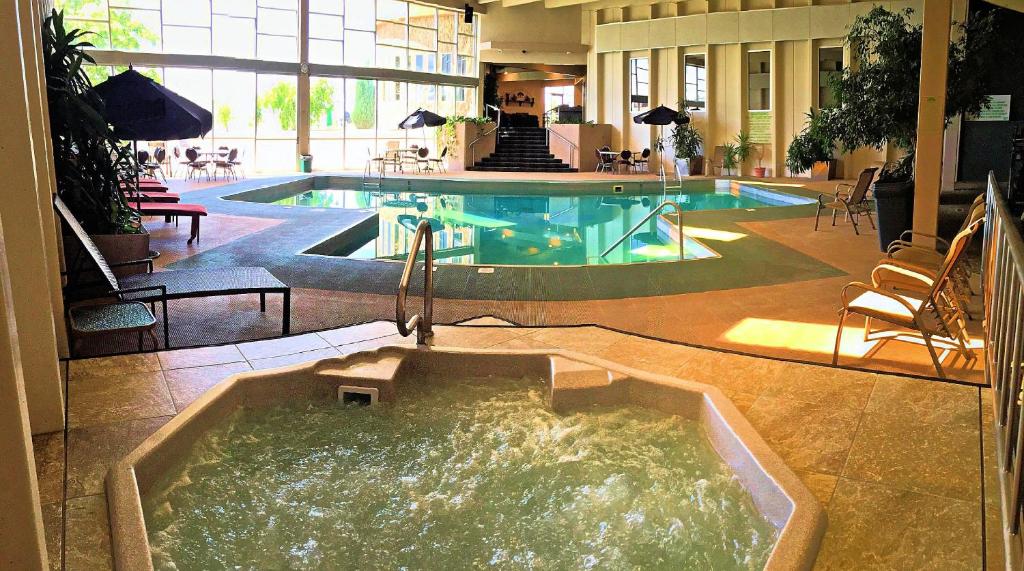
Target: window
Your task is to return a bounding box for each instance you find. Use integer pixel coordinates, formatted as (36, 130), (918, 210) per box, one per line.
(747, 51), (771, 111)
(629, 57), (649, 113)
(818, 47), (843, 109)
(684, 54), (706, 110)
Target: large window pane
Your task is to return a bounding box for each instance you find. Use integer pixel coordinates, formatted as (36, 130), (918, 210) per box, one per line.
(683, 54), (706, 110)
(109, 9), (161, 51)
(213, 0), (256, 17)
(257, 7), (297, 35)
(439, 44), (456, 75)
(310, 13), (343, 40)
(345, 30), (375, 67)
(410, 50), (436, 73)
(164, 26), (212, 55)
(437, 11), (457, 43)
(213, 15), (256, 59)
(377, 80), (407, 145)
(309, 0), (343, 15)
(345, 0), (375, 30)
(629, 57), (649, 113)
(409, 26), (436, 51)
(310, 77), (344, 132)
(310, 39), (343, 65)
(818, 47), (843, 109)
(377, 0), (406, 22)
(377, 45), (407, 70)
(748, 51), (771, 111)
(409, 5), (436, 29)
(258, 34), (297, 62)
(162, 0), (211, 27)
(376, 20), (406, 47)
(257, 74), (298, 171)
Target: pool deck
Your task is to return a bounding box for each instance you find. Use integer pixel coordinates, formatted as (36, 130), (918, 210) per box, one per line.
(38, 320), (1001, 570)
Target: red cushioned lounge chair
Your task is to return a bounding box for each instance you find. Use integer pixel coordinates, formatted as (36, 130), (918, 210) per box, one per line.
(133, 202), (208, 244)
(121, 191), (181, 203)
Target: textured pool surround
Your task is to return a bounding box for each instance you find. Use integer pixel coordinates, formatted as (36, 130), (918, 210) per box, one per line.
(162, 174), (843, 301)
(106, 346), (826, 570)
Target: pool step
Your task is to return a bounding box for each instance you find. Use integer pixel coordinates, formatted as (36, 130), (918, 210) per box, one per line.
(471, 126), (576, 173)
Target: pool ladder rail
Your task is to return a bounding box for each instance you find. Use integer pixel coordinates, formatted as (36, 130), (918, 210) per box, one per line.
(600, 200), (686, 260)
(395, 219), (434, 345)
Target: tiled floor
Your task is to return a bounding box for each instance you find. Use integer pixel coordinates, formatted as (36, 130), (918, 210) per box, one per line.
(36, 320), (1001, 570)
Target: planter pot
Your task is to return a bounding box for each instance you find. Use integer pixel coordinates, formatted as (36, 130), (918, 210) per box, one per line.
(809, 160), (837, 181)
(872, 180), (914, 252)
(65, 230), (151, 283)
(753, 167), (767, 177)
(675, 157), (705, 177)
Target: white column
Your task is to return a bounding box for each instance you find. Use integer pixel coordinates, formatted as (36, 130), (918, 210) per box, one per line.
(0, 0), (66, 434)
(911, 0), (952, 241)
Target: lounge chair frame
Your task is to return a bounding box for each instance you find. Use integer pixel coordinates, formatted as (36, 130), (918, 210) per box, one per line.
(814, 167), (878, 235)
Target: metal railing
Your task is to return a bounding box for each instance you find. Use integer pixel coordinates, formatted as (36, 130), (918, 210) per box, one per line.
(396, 219), (434, 345)
(469, 106), (501, 167)
(545, 126), (578, 170)
(984, 171), (1024, 568)
(600, 200), (685, 259)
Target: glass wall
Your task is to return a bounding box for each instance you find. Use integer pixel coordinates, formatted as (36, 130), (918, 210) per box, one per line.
(59, 0), (479, 172)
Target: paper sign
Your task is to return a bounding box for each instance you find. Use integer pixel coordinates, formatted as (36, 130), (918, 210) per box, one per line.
(748, 111), (772, 143)
(969, 95), (1011, 122)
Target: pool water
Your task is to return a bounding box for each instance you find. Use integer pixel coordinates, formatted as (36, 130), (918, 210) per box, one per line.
(270, 180), (811, 266)
(143, 376), (778, 569)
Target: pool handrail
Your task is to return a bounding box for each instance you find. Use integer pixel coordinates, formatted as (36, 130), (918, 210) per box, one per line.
(395, 219), (434, 345)
(600, 200), (685, 260)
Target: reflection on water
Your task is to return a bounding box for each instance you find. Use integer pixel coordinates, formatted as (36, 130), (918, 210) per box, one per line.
(273, 182), (810, 266)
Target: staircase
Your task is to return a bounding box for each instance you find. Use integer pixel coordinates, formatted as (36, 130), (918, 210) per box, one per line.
(469, 114), (577, 173)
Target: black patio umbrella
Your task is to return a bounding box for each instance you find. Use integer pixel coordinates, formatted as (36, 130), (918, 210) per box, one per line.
(94, 68), (213, 142)
(632, 105), (688, 179)
(399, 108), (447, 146)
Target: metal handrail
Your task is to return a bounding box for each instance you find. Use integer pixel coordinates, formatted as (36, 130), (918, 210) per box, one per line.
(469, 106), (501, 167)
(396, 219), (434, 345)
(545, 126), (578, 170)
(600, 200), (685, 259)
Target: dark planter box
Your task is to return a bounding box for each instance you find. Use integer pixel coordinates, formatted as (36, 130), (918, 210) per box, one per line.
(872, 180), (914, 252)
(809, 160), (837, 181)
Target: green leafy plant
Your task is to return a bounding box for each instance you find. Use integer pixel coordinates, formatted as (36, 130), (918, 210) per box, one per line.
(482, 67), (499, 110)
(670, 120), (702, 160)
(437, 115), (494, 160)
(786, 109), (834, 174)
(722, 143), (739, 175)
(309, 79), (335, 128)
(216, 104), (232, 132)
(257, 81), (297, 130)
(351, 79), (376, 130)
(44, 10), (141, 235)
(823, 6), (998, 182)
(733, 131), (755, 166)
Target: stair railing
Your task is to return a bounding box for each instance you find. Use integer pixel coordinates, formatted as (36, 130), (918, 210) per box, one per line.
(545, 125), (578, 170)
(600, 200), (685, 259)
(395, 219), (434, 345)
(469, 105), (501, 168)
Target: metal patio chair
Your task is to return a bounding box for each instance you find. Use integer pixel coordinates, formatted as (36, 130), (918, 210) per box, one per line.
(814, 167), (878, 235)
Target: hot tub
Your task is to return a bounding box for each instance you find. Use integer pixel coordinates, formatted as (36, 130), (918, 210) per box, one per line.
(107, 347), (825, 570)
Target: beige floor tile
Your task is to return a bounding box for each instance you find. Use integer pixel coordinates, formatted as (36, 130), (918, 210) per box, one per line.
(66, 416), (173, 499)
(981, 390), (1001, 509)
(796, 471), (838, 507)
(458, 316), (516, 326)
(745, 395), (862, 475)
(32, 431), (64, 505)
(68, 371), (174, 429)
(249, 346), (343, 370)
(236, 332), (331, 361)
(864, 374), (979, 427)
(65, 495), (113, 571)
(718, 389), (759, 415)
(430, 325), (533, 349)
(814, 478), (981, 570)
(672, 351), (789, 396)
(487, 335), (558, 351)
(590, 337), (702, 376)
(41, 501), (62, 571)
(163, 361), (253, 411)
(156, 344), (245, 370)
(68, 353), (161, 381)
(336, 334), (417, 354)
(843, 411), (980, 501)
(318, 321), (401, 346)
(524, 326), (631, 355)
(986, 504), (1006, 571)
(760, 364), (877, 410)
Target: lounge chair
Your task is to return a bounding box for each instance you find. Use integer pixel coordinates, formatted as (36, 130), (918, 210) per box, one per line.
(814, 167), (878, 235)
(126, 199), (208, 244)
(833, 218), (980, 377)
(122, 190), (181, 203)
(56, 195), (291, 346)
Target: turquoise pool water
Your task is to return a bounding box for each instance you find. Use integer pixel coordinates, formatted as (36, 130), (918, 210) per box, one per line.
(269, 180), (812, 266)
(143, 376), (778, 569)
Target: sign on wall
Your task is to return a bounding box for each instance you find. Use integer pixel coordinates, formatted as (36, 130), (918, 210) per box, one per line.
(968, 95), (1011, 122)
(748, 111), (772, 144)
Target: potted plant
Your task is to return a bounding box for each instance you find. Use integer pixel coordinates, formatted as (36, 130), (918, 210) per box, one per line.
(818, 6), (997, 249)
(752, 144), (768, 177)
(44, 10), (149, 275)
(670, 113), (703, 176)
(786, 109), (835, 180)
(721, 143), (739, 176)
(734, 131), (755, 176)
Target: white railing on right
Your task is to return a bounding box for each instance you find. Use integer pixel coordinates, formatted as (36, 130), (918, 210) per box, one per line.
(984, 171), (1024, 569)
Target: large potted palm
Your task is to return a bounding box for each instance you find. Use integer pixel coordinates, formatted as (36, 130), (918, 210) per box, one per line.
(821, 6), (997, 250)
(670, 113), (703, 176)
(43, 11), (148, 275)
(786, 109), (835, 180)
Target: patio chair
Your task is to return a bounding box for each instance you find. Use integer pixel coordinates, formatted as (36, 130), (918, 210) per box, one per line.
(213, 148), (240, 180)
(365, 147), (387, 177)
(427, 146), (447, 173)
(813, 167), (878, 235)
(185, 148), (210, 181)
(709, 146), (726, 175)
(415, 147), (431, 173)
(885, 194), (985, 267)
(173, 147), (190, 178)
(634, 148), (651, 173)
(617, 150), (635, 173)
(141, 148), (166, 181)
(384, 141), (402, 172)
(833, 220), (979, 378)
(67, 298), (160, 356)
(230, 148), (246, 179)
(56, 195), (291, 347)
